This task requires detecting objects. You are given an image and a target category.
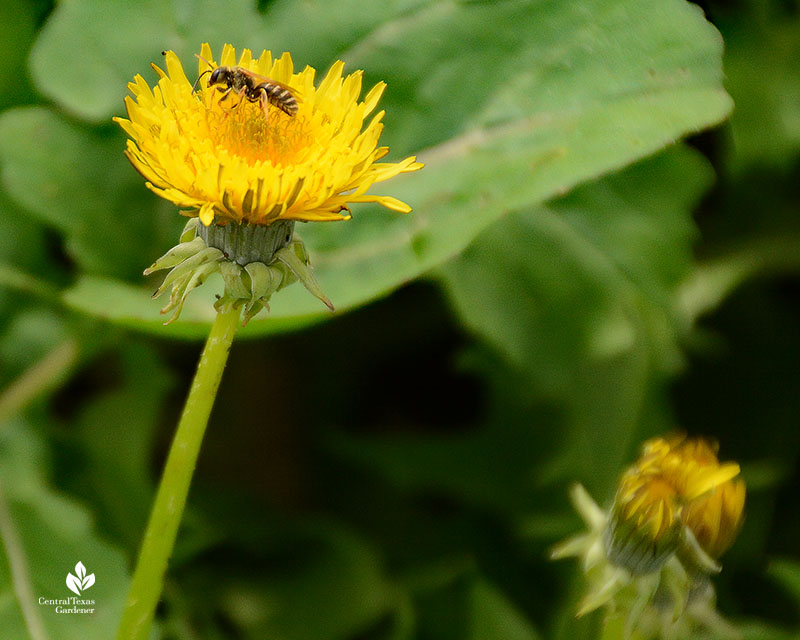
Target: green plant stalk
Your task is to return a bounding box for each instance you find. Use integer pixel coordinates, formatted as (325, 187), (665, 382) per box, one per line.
(116, 304), (240, 640)
(0, 480), (49, 640)
(0, 338), (78, 425)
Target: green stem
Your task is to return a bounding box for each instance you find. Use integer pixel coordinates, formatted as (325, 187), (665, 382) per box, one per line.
(0, 339), (78, 425)
(0, 479), (50, 640)
(116, 304), (240, 640)
(0, 263), (61, 301)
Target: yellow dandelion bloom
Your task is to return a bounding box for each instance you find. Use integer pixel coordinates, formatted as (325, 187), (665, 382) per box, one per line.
(607, 434), (745, 572)
(115, 44), (423, 323)
(115, 43), (422, 227)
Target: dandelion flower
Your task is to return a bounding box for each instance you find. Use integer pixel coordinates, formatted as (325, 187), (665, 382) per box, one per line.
(115, 43), (423, 323)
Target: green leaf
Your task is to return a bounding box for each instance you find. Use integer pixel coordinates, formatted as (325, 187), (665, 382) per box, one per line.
(0, 309), (72, 382)
(61, 342), (175, 552)
(30, 0), (256, 122)
(0, 194), (51, 281)
(31, 0), (433, 122)
(0, 0), (38, 111)
(0, 419), (129, 639)
(677, 236), (800, 324)
(175, 512), (393, 640)
(768, 559), (800, 610)
(468, 578), (541, 640)
(718, 5), (800, 172)
(413, 573), (540, 640)
(0, 189), (62, 330)
(437, 146), (713, 490)
(440, 145), (708, 383)
(23, 0), (730, 337)
(328, 147), (712, 503)
(0, 107), (180, 280)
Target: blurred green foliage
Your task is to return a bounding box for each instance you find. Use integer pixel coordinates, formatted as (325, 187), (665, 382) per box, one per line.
(0, 0), (798, 638)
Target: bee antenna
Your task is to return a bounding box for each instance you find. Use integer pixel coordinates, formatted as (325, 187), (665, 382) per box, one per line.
(191, 69), (212, 93)
(194, 53), (214, 68)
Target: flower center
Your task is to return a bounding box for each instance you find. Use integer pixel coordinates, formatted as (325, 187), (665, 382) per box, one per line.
(207, 97), (311, 166)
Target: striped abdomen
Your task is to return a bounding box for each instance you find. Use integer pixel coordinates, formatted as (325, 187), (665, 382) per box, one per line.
(257, 83), (298, 116)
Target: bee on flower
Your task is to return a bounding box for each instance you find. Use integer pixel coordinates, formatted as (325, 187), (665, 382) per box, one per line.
(114, 43), (423, 324)
(551, 433), (745, 639)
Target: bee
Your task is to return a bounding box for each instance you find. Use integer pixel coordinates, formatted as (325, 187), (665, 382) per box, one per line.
(193, 54), (299, 119)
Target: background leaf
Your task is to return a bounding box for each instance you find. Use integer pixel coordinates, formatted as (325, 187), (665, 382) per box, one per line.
(0, 107), (178, 280)
(329, 146), (711, 508)
(0, 418), (129, 639)
(7, 0), (732, 337)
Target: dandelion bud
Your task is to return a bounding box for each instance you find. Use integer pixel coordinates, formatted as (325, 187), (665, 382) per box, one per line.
(604, 434), (745, 576)
(681, 471), (745, 560)
(552, 433), (746, 639)
(605, 468), (681, 574)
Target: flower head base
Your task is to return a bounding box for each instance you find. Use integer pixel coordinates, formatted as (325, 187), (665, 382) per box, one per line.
(115, 43), (421, 227)
(144, 218), (332, 324)
(551, 434), (745, 639)
(117, 44), (422, 322)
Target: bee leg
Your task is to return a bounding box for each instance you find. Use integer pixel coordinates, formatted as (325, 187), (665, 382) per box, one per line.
(210, 86), (231, 110)
(259, 89), (272, 123)
(214, 88), (244, 124)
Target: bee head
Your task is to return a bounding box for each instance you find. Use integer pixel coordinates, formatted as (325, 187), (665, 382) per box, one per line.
(208, 67), (227, 87)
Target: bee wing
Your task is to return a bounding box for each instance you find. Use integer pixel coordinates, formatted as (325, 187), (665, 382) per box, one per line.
(238, 68), (303, 101)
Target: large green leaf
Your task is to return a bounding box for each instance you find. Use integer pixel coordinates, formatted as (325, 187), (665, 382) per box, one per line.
(0, 107), (179, 280)
(329, 147), (712, 505)
(30, 0), (429, 122)
(439, 145), (707, 384)
(13, 0), (731, 338)
(439, 146), (712, 491)
(0, 419), (130, 639)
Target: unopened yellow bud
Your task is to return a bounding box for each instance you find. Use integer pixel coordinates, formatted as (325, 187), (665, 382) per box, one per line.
(605, 434), (745, 574)
(553, 433), (745, 639)
(682, 475), (745, 559)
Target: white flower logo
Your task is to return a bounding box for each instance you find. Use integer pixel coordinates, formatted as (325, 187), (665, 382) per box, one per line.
(66, 561), (95, 596)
